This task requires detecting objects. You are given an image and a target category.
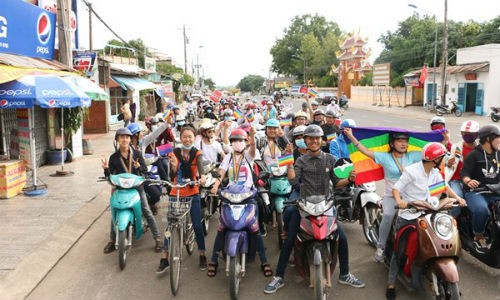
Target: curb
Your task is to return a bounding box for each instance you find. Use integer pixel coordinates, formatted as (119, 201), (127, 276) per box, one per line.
(0, 188), (110, 300)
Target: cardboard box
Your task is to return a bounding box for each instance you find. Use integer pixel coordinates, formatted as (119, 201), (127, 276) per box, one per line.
(0, 160), (26, 199)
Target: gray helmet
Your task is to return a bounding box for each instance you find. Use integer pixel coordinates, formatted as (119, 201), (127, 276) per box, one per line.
(325, 110), (336, 118)
(311, 100), (319, 106)
(313, 109), (325, 116)
(478, 125), (500, 139)
(304, 124), (324, 137)
(293, 125), (307, 136)
(115, 127), (132, 140)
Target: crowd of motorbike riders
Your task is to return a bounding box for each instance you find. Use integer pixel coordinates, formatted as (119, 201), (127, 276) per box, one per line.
(101, 91), (500, 300)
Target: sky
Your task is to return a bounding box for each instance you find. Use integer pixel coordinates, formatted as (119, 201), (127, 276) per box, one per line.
(75, 0), (500, 86)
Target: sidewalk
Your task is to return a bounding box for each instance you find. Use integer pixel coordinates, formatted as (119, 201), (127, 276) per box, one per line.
(348, 100), (489, 126)
(0, 125), (119, 300)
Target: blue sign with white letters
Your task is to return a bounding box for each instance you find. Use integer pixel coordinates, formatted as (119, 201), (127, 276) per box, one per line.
(0, 0), (56, 59)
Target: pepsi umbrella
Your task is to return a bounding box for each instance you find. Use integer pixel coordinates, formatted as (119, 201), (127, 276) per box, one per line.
(61, 75), (109, 101)
(0, 74), (91, 192)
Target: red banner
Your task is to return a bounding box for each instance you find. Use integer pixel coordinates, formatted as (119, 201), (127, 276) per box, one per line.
(209, 90), (222, 102)
(299, 86), (308, 94)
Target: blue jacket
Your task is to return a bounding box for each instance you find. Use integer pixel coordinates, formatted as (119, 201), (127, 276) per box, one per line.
(329, 134), (350, 160)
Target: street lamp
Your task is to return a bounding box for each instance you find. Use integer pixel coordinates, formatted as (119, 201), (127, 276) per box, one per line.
(408, 3), (438, 109)
(196, 45), (203, 90)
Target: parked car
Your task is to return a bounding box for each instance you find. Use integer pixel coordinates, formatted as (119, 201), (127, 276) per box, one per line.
(316, 92), (336, 105)
(279, 89), (289, 96)
(290, 85), (306, 98)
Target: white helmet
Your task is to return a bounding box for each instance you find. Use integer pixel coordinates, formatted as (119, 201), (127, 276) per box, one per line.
(460, 120), (480, 133)
(430, 116), (446, 126)
(199, 119), (214, 130)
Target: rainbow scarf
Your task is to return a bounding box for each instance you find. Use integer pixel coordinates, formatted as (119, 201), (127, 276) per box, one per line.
(347, 127), (444, 184)
(233, 109), (244, 119)
(429, 181), (446, 197)
(278, 153), (294, 167)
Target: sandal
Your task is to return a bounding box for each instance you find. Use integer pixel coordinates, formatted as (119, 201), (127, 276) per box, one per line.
(261, 263), (273, 277)
(207, 262), (218, 277)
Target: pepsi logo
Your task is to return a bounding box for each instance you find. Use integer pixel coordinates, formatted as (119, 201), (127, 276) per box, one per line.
(0, 99), (8, 108)
(37, 13), (51, 45)
(48, 99), (56, 107)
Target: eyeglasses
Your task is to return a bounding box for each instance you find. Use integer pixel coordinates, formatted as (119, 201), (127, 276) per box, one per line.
(207, 130), (215, 133)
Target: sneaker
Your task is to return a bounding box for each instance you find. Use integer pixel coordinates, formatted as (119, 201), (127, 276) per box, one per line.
(156, 258), (169, 274)
(264, 276), (285, 294)
(374, 247), (384, 263)
(338, 273), (365, 288)
(474, 238), (491, 253)
(103, 241), (115, 254)
(199, 255), (208, 271)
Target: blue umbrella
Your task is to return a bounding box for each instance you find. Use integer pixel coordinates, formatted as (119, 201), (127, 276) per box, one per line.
(0, 74), (91, 193)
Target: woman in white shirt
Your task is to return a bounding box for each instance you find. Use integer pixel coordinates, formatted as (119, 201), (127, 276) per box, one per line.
(195, 119), (226, 164)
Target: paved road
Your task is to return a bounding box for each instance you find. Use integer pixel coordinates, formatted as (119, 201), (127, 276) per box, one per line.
(29, 99), (500, 300)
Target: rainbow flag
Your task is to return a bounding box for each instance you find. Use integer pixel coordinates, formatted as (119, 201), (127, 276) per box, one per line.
(246, 111), (255, 122)
(156, 143), (173, 156)
(280, 118), (292, 127)
(327, 133), (337, 142)
(454, 147), (462, 159)
(278, 153), (294, 167)
(429, 181), (446, 197)
(308, 88), (318, 98)
(233, 109), (244, 119)
(347, 127), (444, 184)
(163, 109), (172, 120)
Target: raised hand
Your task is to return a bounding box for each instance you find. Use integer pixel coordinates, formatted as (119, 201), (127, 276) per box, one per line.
(101, 157), (108, 169)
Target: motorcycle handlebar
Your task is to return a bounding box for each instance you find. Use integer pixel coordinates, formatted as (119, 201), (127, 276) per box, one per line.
(149, 179), (200, 189)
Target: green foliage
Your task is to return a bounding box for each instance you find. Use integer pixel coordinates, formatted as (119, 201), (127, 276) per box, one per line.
(237, 75), (265, 92)
(270, 14), (342, 86)
(156, 62), (183, 76)
(56, 107), (88, 148)
(204, 78), (216, 90)
(180, 73), (195, 86)
(358, 72), (373, 86)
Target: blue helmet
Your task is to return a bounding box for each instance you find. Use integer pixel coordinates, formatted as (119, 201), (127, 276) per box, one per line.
(265, 118), (280, 128)
(340, 119), (356, 129)
(127, 123), (142, 135)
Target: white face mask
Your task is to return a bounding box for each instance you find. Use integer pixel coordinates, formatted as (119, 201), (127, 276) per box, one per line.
(151, 125), (159, 131)
(232, 141), (246, 152)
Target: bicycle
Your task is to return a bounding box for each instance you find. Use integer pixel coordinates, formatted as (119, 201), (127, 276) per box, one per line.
(157, 180), (199, 296)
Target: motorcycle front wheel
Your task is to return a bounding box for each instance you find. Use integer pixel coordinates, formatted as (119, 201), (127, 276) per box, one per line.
(362, 204), (381, 248)
(454, 108), (463, 117)
(118, 228), (128, 270)
(436, 280), (460, 300)
(491, 114), (500, 122)
(229, 255), (241, 300)
(313, 250), (327, 300)
(170, 227), (182, 296)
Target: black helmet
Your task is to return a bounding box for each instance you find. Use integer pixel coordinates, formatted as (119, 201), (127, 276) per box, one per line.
(390, 132), (410, 141)
(478, 125), (500, 139)
(115, 127), (132, 140)
(304, 124), (324, 137)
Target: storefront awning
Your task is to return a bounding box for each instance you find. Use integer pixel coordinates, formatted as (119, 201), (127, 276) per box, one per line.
(111, 75), (157, 91)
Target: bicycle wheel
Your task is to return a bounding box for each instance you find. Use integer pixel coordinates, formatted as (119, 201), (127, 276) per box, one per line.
(185, 214), (195, 255)
(169, 227), (182, 296)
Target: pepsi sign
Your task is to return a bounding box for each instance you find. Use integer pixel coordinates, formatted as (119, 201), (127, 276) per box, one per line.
(0, 0), (56, 59)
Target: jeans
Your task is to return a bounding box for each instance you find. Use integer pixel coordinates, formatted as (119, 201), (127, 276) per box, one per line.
(210, 201), (268, 264)
(449, 180), (464, 217)
(464, 191), (500, 235)
(110, 189), (160, 241)
(276, 205), (349, 278)
(388, 217), (415, 285)
(378, 195), (398, 250)
(162, 194), (206, 251)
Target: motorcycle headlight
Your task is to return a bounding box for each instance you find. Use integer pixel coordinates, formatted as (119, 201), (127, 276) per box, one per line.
(221, 191), (254, 203)
(270, 166), (287, 176)
(435, 215), (453, 238)
(118, 177), (137, 189)
(299, 200), (333, 216)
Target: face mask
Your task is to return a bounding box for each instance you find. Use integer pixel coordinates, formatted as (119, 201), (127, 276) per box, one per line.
(462, 134), (477, 143)
(431, 124), (445, 130)
(295, 139), (307, 149)
(151, 125), (158, 131)
(182, 144), (193, 150)
(177, 121), (186, 127)
(232, 141), (246, 152)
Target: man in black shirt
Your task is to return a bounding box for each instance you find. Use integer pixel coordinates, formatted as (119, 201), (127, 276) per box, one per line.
(461, 125), (500, 251)
(102, 128), (161, 253)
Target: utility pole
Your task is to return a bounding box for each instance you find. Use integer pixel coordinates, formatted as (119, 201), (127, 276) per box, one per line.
(88, 2), (92, 51)
(440, 0), (448, 105)
(183, 24), (188, 74)
(57, 0), (72, 66)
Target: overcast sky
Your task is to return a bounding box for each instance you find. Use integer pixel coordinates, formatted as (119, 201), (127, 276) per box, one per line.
(75, 0), (500, 86)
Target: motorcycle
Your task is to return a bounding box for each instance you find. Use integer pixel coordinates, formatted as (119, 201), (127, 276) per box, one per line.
(268, 165), (292, 247)
(218, 184), (259, 300)
(385, 198), (461, 299)
(199, 162), (221, 236)
(435, 101), (463, 117)
(457, 183), (500, 268)
(187, 108), (196, 123)
(334, 181), (382, 247)
(290, 196), (339, 300)
(338, 97), (349, 110)
(490, 106), (500, 122)
(104, 173), (147, 270)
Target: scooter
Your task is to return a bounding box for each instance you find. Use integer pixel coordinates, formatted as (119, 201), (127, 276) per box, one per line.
(268, 165), (292, 247)
(435, 100), (463, 117)
(187, 108), (196, 123)
(490, 106), (500, 122)
(457, 183), (500, 268)
(385, 198), (461, 299)
(218, 184), (259, 300)
(338, 97), (349, 110)
(334, 181), (382, 247)
(199, 162), (220, 235)
(291, 196), (339, 300)
(106, 173), (146, 270)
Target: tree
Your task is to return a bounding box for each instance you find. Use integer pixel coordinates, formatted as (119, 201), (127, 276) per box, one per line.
(237, 75), (265, 92)
(204, 78), (216, 90)
(270, 14), (342, 86)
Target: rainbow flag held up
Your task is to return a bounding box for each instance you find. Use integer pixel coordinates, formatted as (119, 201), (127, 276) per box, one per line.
(327, 133), (337, 142)
(163, 109), (172, 120)
(308, 88), (318, 98)
(429, 181), (446, 197)
(157, 143), (173, 156)
(454, 147), (462, 159)
(246, 111), (255, 122)
(278, 153), (294, 167)
(346, 127), (445, 185)
(233, 109), (244, 119)
(280, 118), (292, 127)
